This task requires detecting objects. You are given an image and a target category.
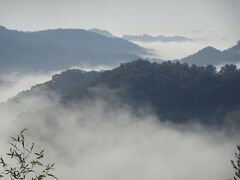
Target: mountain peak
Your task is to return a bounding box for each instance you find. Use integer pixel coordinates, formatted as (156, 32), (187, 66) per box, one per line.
(180, 46), (223, 66)
(197, 46), (222, 54)
(202, 46), (219, 51)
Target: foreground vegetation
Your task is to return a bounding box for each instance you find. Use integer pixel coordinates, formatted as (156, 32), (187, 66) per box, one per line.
(0, 129), (57, 180)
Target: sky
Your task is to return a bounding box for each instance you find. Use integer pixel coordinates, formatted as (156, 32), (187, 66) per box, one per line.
(0, 0), (239, 37)
(0, 0), (239, 59)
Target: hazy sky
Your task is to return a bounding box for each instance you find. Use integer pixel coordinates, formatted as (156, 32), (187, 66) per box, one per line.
(0, 0), (239, 59)
(0, 0), (239, 38)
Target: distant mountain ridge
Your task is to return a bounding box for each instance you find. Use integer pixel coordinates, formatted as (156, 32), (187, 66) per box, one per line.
(181, 41), (240, 66)
(0, 26), (149, 73)
(123, 34), (193, 43)
(1, 25), (239, 72)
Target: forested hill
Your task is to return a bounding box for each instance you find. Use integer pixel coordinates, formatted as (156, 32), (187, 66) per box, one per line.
(16, 60), (240, 126)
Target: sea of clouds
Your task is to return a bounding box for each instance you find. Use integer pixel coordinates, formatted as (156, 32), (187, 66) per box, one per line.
(0, 86), (238, 180)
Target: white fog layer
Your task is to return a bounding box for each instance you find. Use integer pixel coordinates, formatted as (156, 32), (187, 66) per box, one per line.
(0, 65), (113, 103)
(0, 72), (55, 103)
(0, 93), (238, 180)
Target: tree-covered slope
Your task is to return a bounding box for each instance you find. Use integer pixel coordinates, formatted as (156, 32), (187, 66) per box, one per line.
(15, 60), (240, 126)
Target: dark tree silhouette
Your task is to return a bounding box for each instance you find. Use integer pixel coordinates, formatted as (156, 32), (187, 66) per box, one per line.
(231, 145), (240, 180)
(17, 59), (240, 126)
(0, 129), (57, 180)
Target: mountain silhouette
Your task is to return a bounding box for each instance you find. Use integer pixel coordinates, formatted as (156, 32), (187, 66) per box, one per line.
(181, 41), (240, 66)
(0, 26), (148, 73)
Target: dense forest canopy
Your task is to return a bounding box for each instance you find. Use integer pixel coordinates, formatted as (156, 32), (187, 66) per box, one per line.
(17, 60), (240, 127)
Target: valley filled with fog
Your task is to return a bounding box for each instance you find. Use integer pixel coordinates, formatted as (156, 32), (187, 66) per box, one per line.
(0, 60), (240, 180)
(0, 0), (240, 179)
(0, 87), (238, 180)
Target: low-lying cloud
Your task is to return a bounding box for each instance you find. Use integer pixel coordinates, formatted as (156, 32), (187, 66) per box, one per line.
(0, 72), (56, 103)
(0, 65), (113, 103)
(0, 91), (238, 180)
(132, 31), (238, 60)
